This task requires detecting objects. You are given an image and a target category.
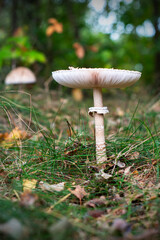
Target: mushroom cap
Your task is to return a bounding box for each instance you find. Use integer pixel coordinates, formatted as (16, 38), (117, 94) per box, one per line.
(52, 68), (141, 89)
(5, 67), (36, 85)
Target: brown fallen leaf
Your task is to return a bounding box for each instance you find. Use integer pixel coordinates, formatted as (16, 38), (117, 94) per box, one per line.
(20, 190), (38, 207)
(85, 196), (107, 208)
(87, 209), (106, 218)
(68, 185), (88, 205)
(0, 132), (9, 141)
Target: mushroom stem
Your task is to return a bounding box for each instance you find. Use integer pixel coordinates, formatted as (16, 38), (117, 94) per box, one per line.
(93, 88), (107, 164)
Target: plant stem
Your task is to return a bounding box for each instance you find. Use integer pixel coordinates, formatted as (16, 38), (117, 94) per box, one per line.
(93, 88), (107, 164)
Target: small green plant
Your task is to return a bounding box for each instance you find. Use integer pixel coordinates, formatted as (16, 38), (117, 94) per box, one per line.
(0, 35), (46, 68)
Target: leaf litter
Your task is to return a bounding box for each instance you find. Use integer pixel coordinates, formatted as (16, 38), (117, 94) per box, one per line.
(0, 90), (160, 239)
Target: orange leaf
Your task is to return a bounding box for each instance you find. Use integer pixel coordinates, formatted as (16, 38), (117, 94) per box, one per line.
(54, 22), (63, 33)
(4, 127), (28, 141)
(0, 132), (9, 141)
(48, 18), (58, 24)
(1, 127), (29, 147)
(73, 42), (85, 59)
(46, 18), (63, 36)
(46, 25), (55, 36)
(89, 45), (99, 52)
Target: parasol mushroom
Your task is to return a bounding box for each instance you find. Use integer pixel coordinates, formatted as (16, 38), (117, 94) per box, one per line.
(52, 67), (141, 164)
(5, 67), (36, 86)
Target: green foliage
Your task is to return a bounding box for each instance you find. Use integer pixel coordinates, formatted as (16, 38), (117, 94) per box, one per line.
(0, 0), (160, 87)
(0, 35), (46, 67)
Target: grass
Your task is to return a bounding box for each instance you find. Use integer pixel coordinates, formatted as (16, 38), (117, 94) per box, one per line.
(0, 88), (160, 240)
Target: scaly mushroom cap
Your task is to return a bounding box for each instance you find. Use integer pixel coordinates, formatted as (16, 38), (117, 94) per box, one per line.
(52, 67), (141, 89)
(5, 67), (36, 85)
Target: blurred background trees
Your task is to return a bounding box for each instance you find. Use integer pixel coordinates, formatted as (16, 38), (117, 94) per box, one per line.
(0, 0), (159, 90)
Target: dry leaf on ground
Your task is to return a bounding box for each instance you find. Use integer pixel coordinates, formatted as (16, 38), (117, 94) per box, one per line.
(1, 127), (29, 147)
(124, 164), (134, 176)
(39, 181), (65, 192)
(116, 160), (126, 168)
(85, 196), (107, 208)
(87, 209), (106, 218)
(20, 191), (38, 207)
(68, 185), (88, 205)
(23, 179), (37, 192)
(126, 151), (140, 160)
(96, 169), (112, 180)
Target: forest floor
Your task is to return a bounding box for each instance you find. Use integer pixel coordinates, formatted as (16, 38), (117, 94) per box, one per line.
(0, 87), (160, 240)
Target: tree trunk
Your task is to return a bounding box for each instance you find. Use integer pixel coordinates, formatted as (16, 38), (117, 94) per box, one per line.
(11, 0), (18, 34)
(152, 0), (160, 90)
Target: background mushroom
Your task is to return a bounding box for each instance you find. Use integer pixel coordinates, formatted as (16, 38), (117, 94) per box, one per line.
(5, 67), (36, 87)
(52, 67), (141, 164)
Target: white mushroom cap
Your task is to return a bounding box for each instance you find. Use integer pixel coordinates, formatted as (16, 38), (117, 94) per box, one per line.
(52, 68), (141, 89)
(5, 67), (36, 85)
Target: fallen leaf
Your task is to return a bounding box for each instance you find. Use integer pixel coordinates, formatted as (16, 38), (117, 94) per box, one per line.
(111, 218), (131, 235)
(111, 207), (126, 216)
(72, 88), (83, 102)
(95, 169), (112, 180)
(128, 151), (140, 160)
(0, 218), (25, 239)
(116, 160), (125, 168)
(1, 127), (29, 147)
(87, 209), (106, 218)
(85, 196), (107, 208)
(20, 190), (38, 207)
(124, 164), (134, 176)
(23, 179), (37, 191)
(69, 185), (88, 205)
(5, 127), (27, 140)
(0, 132), (9, 141)
(39, 181), (65, 192)
(116, 107), (124, 117)
(73, 42), (85, 59)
